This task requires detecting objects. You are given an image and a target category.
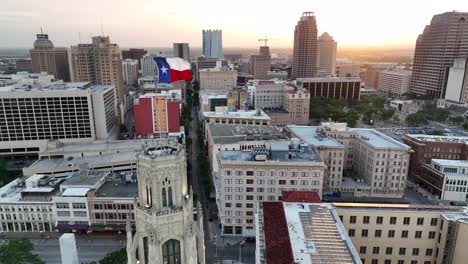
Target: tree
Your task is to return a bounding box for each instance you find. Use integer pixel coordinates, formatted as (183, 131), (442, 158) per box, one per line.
(448, 116), (464, 125)
(393, 115), (400, 123)
(344, 111), (359, 128)
(99, 248), (127, 264)
(405, 112), (428, 126)
(380, 108), (395, 120)
(428, 130), (445, 136)
(0, 239), (45, 264)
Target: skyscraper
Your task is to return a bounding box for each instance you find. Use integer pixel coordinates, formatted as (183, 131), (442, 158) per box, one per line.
(410, 11), (468, 99)
(173, 43), (190, 61)
(71, 36), (124, 107)
(141, 53), (158, 78)
(250, 46), (271, 79)
(122, 59), (139, 85)
(122, 48), (147, 70)
(30, 33), (70, 81)
(292, 12), (318, 79)
(316, 32), (337, 77)
(202, 29), (223, 58)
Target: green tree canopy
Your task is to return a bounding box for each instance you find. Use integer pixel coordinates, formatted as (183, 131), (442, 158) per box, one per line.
(0, 239), (44, 264)
(99, 248), (127, 264)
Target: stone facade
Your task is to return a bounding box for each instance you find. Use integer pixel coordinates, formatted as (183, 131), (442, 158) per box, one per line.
(126, 140), (205, 264)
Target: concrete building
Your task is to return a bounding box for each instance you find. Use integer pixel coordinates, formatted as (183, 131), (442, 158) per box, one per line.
(71, 36), (125, 110)
(288, 123), (412, 198)
(292, 12), (318, 79)
(389, 100), (426, 114)
(250, 46), (271, 79)
(126, 140), (205, 264)
(199, 92), (227, 112)
(317, 32), (337, 77)
(122, 48), (147, 70)
(411, 12), (468, 98)
(202, 109), (271, 126)
(0, 83), (118, 158)
(202, 29), (223, 58)
(252, 82), (285, 109)
(194, 56), (229, 81)
(418, 159), (468, 202)
(365, 68), (381, 89)
(336, 63), (361, 77)
(30, 33), (71, 81)
(0, 71), (58, 87)
(402, 134), (468, 182)
(199, 69), (237, 92)
(256, 201), (360, 264)
(227, 87), (249, 110)
(266, 70), (288, 80)
(378, 70), (412, 98)
(297, 77), (361, 100)
(445, 58), (468, 102)
(336, 203), (468, 264)
(122, 59), (139, 85)
(214, 142), (326, 236)
(173, 43), (190, 62)
(141, 53), (158, 78)
(133, 93), (182, 138)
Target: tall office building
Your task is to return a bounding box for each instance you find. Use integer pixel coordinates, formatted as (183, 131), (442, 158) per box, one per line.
(410, 11), (468, 99)
(250, 46), (271, 79)
(122, 48), (147, 70)
(292, 12), (318, 79)
(126, 141), (205, 264)
(71, 36), (124, 107)
(316, 32), (337, 77)
(141, 53), (158, 78)
(202, 30), (223, 58)
(30, 33), (70, 81)
(173, 43), (190, 61)
(122, 59), (139, 85)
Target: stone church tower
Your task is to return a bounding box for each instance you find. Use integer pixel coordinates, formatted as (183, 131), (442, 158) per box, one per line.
(127, 140), (205, 264)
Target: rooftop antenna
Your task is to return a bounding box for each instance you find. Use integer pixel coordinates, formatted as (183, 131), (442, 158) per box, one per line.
(100, 17), (105, 36)
(40, 27), (43, 34)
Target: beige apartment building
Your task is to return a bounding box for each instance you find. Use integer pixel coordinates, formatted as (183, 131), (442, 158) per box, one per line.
(30, 33), (70, 82)
(215, 142), (326, 236)
(378, 70), (412, 98)
(199, 69), (237, 92)
(71, 36), (124, 112)
(336, 203), (468, 264)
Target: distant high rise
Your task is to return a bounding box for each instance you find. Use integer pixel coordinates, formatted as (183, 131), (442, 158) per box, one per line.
(141, 53), (158, 78)
(292, 12), (318, 79)
(30, 33), (70, 81)
(410, 11), (468, 99)
(122, 48), (147, 70)
(250, 46), (271, 79)
(202, 30), (223, 58)
(71, 36), (124, 107)
(173, 43), (190, 61)
(316, 32), (337, 77)
(122, 59), (139, 85)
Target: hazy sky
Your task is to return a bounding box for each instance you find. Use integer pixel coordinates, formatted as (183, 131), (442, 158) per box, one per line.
(1, 0), (468, 49)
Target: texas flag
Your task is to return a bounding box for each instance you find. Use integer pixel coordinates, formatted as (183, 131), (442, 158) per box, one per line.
(154, 57), (192, 83)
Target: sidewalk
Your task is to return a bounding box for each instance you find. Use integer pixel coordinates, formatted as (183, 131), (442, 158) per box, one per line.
(207, 220), (244, 247)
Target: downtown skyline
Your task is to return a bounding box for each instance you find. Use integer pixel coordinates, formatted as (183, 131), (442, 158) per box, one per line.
(2, 0), (468, 49)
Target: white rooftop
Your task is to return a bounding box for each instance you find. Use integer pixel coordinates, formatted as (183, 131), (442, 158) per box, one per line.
(433, 159), (468, 168)
(353, 129), (411, 150)
(62, 187), (90, 197)
(203, 110), (271, 120)
(287, 126), (343, 148)
(406, 134), (468, 144)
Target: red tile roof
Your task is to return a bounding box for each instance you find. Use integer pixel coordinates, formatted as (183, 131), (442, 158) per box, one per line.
(282, 191), (321, 203)
(262, 201), (295, 264)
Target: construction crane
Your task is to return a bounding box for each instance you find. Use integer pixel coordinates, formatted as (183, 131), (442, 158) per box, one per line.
(258, 37), (270, 47)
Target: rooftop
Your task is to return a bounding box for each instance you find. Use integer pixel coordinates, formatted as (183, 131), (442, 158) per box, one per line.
(432, 159), (468, 168)
(95, 174), (138, 198)
(203, 110), (271, 120)
(287, 126), (343, 148)
(332, 202), (462, 212)
(61, 170), (109, 187)
(260, 202), (360, 264)
(209, 124), (286, 144)
(405, 134), (468, 144)
(282, 191), (322, 203)
(353, 129), (412, 150)
(297, 77), (361, 83)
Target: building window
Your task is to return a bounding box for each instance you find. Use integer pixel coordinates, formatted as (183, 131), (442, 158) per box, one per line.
(428, 231), (436, 239)
(363, 216), (370, 224)
(412, 248), (419, 256)
(416, 217), (424, 225)
(279, 180), (286, 185)
(225, 203), (231, 208)
(246, 179), (254, 184)
(350, 216), (357, 224)
(373, 247), (380, 254)
(399, 248), (406, 255)
(72, 203), (86, 209)
(246, 171), (254, 176)
(397, 261), (404, 264)
(415, 231), (422, 239)
(376, 216), (383, 224)
(372, 260), (378, 264)
(403, 217), (410, 225)
(362, 229), (369, 237)
(388, 230), (395, 238)
(375, 229), (382, 237)
(162, 188), (167, 207)
(430, 218), (438, 226)
(168, 187), (173, 207)
(386, 247), (393, 255)
(401, 230), (408, 238)
(425, 248), (433, 256)
(56, 203), (69, 209)
(385, 260), (391, 264)
(162, 239), (181, 264)
(360, 246), (367, 254)
(348, 229), (355, 237)
(410, 261), (417, 264)
(390, 217), (397, 224)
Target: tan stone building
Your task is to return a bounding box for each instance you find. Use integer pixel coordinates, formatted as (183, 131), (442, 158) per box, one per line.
(71, 36), (124, 114)
(214, 141), (326, 236)
(30, 33), (70, 81)
(126, 140), (205, 264)
(250, 46), (271, 79)
(199, 69), (237, 92)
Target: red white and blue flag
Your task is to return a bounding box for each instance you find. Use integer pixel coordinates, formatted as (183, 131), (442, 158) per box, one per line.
(154, 57), (192, 83)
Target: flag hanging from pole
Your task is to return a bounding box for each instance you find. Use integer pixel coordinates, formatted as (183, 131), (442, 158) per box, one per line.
(154, 57), (192, 83)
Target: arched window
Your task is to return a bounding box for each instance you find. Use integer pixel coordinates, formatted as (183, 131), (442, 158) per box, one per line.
(168, 187), (173, 207)
(162, 188), (167, 207)
(162, 239), (181, 264)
